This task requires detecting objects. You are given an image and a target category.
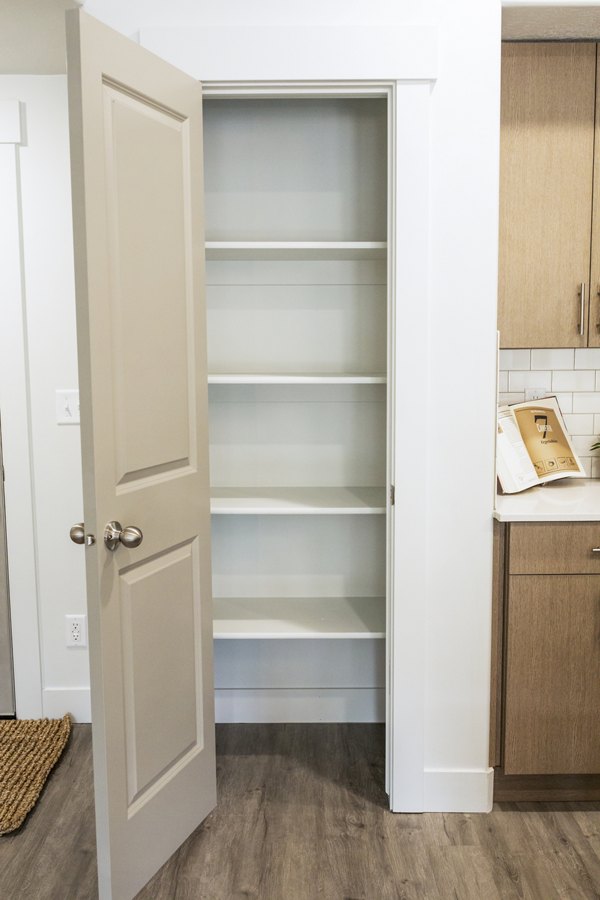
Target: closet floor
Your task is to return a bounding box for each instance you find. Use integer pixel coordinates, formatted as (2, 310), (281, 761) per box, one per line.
(0, 723), (599, 899)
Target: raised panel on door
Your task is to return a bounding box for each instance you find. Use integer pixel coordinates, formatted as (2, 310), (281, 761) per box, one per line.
(504, 574), (600, 774)
(67, 11), (215, 900)
(498, 43), (596, 349)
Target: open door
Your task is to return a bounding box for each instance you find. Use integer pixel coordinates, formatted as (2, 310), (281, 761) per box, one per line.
(66, 10), (215, 899)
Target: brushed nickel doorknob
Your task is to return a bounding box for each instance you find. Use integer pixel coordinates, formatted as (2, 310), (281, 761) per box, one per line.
(104, 521), (143, 551)
(70, 523), (85, 544)
(70, 523), (95, 546)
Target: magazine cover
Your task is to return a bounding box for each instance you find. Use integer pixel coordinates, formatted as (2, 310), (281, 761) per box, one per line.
(496, 396), (585, 494)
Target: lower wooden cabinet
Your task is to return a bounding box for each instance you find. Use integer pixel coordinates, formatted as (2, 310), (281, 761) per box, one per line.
(504, 574), (600, 774)
(493, 521), (600, 785)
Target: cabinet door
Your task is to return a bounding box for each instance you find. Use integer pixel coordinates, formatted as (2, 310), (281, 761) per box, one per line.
(589, 49), (600, 346)
(504, 574), (600, 775)
(498, 43), (596, 349)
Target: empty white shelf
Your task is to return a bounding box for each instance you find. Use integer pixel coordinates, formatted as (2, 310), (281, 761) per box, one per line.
(213, 596), (386, 639)
(205, 241), (387, 260)
(207, 374), (387, 385)
(210, 486), (386, 515)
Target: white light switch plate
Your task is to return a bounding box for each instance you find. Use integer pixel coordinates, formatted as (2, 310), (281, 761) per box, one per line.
(56, 389), (80, 425)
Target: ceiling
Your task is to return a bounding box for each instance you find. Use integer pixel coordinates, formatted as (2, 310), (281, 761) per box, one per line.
(0, 0), (81, 74)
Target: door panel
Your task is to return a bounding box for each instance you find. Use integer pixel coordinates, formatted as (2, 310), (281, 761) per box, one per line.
(66, 11), (215, 900)
(104, 83), (194, 481)
(589, 49), (600, 346)
(498, 43), (596, 348)
(120, 540), (203, 803)
(504, 574), (600, 775)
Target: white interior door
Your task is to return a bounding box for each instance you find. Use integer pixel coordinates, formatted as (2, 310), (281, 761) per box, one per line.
(66, 11), (215, 899)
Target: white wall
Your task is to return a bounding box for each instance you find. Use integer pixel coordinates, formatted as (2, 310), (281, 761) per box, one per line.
(0, 76), (89, 721)
(81, 0), (501, 812)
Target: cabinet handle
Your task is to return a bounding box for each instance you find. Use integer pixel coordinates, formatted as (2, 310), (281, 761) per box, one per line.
(579, 282), (586, 336)
(592, 548), (600, 553)
(596, 285), (600, 331)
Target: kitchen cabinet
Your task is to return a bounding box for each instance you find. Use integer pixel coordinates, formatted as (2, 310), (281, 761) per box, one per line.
(498, 42), (598, 349)
(496, 522), (600, 780)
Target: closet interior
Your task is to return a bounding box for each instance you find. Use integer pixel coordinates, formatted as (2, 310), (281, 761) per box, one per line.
(202, 94), (390, 722)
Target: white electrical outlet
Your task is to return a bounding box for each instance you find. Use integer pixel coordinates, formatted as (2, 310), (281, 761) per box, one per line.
(65, 614), (87, 647)
(524, 388), (549, 401)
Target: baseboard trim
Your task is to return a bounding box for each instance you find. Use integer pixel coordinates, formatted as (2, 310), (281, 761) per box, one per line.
(494, 769), (600, 802)
(215, 687), (384, 723)
(43, 687), (91, 723)
(422, 767), (494, 812)
(41, 686), (381, 725)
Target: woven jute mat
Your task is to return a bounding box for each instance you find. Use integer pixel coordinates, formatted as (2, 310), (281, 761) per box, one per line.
(0, 715), (71, 835)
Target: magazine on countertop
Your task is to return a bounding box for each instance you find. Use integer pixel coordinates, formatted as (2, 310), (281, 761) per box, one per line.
(496, 396), (585, 494)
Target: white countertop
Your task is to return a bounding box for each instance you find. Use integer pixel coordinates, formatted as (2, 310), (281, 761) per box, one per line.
(494, 478), (600, 521)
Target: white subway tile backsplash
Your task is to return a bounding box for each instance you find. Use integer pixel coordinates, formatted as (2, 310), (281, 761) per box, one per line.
(571, 435), (600, 457)
(498, 371), (508, 393)
(499, 349), (531, 371)
(572, 393), (600, 413)
(508, 370), (552, 391)
(552, 370), (596, 392)
(581, 457), (593, 477)
(575, 348), (600, 369)
(531, 348), (574, 370)
(594, 414), (600, 434)
(563, 414), (594, 435)
(593, 457), (600, 478)
(498, 392), (525, 405)
(596, 371), (600, 391)
(554, 393), (573, 413)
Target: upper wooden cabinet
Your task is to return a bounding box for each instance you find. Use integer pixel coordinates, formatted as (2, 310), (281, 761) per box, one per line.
(498, 43), (598, 349)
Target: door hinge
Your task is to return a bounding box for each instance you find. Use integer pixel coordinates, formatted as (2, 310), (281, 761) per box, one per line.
(390, 484), (395, 506)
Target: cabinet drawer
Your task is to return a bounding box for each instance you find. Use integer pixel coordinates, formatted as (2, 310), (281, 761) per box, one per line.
(509, 522), (600, 574)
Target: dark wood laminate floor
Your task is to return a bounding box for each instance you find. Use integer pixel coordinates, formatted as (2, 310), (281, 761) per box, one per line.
(1, 724), (600, 899)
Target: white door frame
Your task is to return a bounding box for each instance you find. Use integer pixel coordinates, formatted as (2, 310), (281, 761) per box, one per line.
(201, 77), (433, 813)
(0, 100), (43, 719)
(140, 20), (439, 811)
(145, 11), (443, 809)
(387, 80), (431, 813)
